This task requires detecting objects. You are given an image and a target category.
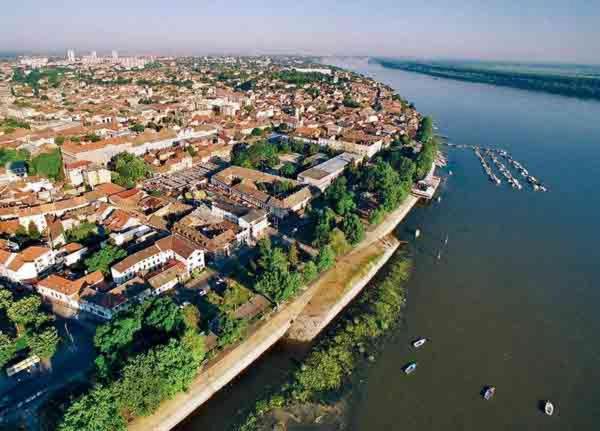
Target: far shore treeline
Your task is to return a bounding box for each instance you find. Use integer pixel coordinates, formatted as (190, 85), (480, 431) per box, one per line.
(374, 58), (600, 101)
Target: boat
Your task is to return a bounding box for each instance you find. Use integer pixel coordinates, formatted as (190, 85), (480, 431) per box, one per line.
(483, 386), (496, 400)
(544, 401), (554, 416)
(412, 338), (427, 348)
(403, 362), (418, 375)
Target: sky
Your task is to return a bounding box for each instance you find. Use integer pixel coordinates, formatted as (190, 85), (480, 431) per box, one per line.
(2, 0), (599, 64)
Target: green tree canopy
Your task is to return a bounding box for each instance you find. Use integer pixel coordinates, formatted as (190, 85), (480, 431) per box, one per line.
(84, 244), (127, 275)
(58, 385), (126, 431)
(143, 297), (183, 334)
(316, 245), (336, 273)
(7, 296), (48, 333)
(110, 152), (152, 188)
(29, 326), (60, 359)
(341, 213), (365, 245)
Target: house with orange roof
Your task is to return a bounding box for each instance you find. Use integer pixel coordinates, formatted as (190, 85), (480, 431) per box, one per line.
(111, 234), (205, 285)
(37, 271), (128, 319)
(0, 245), (57, 284)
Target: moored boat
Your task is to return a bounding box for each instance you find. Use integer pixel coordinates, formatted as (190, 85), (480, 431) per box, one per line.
(483, 386), (496, 400)
(403, 362), (418, 375)
(544, 401), (554, 416)
(412, 338), (427, 348)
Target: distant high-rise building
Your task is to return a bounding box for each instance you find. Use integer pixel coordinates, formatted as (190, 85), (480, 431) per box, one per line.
(91, 51), (97, 59)
(112, 50), (119, 60)
(66, 49), (75, 63)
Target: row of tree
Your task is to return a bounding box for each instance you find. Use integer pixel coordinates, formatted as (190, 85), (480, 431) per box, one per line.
(58, 297), (205, 431)
(0, 289), (60, 368)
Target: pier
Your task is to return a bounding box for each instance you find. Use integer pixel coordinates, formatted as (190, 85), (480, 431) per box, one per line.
(444, 142), (548, 192)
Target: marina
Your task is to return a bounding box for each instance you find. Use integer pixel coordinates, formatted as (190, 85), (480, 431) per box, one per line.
(444, 142), (548, 192)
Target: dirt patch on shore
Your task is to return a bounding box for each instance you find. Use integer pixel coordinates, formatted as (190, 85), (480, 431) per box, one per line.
(255, 399), (350, 431)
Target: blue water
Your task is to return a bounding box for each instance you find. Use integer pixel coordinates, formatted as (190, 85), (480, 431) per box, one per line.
(339, 60), (600, 431)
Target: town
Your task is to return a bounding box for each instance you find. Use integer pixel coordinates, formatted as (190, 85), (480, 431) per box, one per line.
(0, 52), (439, 430)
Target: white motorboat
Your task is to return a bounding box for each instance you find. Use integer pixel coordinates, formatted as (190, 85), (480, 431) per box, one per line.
(412, 338), (427, 348)
(544, 401), (554, 416)
(483, 386), (496, 400)
(403, 362), (417, 375)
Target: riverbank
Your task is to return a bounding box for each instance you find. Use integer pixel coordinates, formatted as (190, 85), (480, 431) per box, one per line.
(235, 251), (413, 431)
(286, 194), (418, 342)
(373, 58), (600, 101)
(127, 192), (421, 431)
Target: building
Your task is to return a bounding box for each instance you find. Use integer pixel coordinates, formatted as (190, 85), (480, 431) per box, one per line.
(64, 160), (111, 189)
(0, 197), (90, 233)
(209, 198), (269, 241)
(66, 49), (76, 63)
(297, 152), (361, 191)
(172, 203), (262, 259)
(36, 271), (140, 320)
(211, 166), (312, 219)
(111, 234), (205, 285)
(0, 246), (56, 284)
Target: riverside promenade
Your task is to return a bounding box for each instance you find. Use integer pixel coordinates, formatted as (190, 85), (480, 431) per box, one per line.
(128, 194), (420, 431)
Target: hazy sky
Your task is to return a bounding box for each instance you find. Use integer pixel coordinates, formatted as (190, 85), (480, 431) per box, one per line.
(2, 0), (599, 63)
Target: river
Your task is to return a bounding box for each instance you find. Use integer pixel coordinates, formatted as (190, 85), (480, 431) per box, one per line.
(178, 60), (600, 431)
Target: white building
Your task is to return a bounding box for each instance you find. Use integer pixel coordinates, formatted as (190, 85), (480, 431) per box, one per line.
(210, 199), (269, 241)
(111, 234), (205, 285)
(0, 246), (56, 284)
(298, 152), (361, 191)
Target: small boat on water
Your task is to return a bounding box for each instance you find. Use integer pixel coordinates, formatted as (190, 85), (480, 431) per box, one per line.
(544, 401), (554, 416)
(412, 338), (427, 348)
(483, 386), (496, 400)
(403, 362), (418, 375)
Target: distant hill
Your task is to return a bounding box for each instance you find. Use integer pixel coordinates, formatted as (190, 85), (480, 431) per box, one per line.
(373, 58), (600, 101)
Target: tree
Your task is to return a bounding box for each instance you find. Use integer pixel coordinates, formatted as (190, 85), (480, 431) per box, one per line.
(255, 269), (302, 303)
(181, 304), (201, 331)
(129, 124), (145, 133)
(288, 242), (300, 269)
(0, 289), (13, 310)
(143, 297), (182, 334)
(313, 208), (336, 247)
(415, 138), (438, 180)
(116, 340), (200, 417)
(29, 326), (59, 359)
(316, 245), (336, 273)
(216, 314), (248, 347)
(7, 296), (47, 334)
(110, 152), (151, 188)
(84, 244), (127, 275)
(186, 145), (197, 157)
(59, 385), (126, 431)
(369, 207), (386, 225)
(0, 333), (16, 368)
(301, 261), (318, 284)
(365, 160), (405, 211)
(328, 228), (351, 256)
(65, 222), (99, 244)
(94, 312), (142, 355)
(280, 162), (296, 178)
(341, 213), (365, 245)
(26, 221), (41, 240)
(54, 136), (65, 145)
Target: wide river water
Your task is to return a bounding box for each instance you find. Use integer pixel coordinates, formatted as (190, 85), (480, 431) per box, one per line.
(179, 60), (600, 431)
